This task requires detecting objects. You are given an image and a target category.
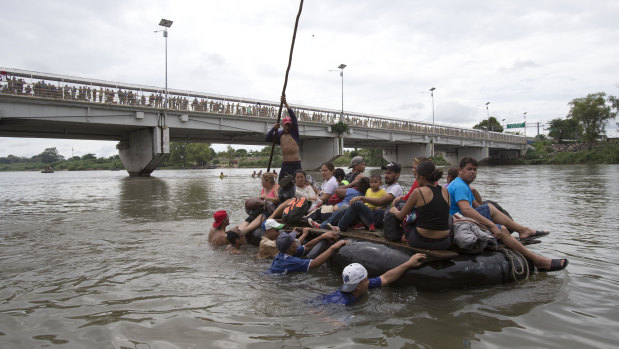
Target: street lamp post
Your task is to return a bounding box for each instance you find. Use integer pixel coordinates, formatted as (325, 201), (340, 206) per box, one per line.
(338, 64), (346, 120)
(523, 112), (527, 138)
(485, 102), (491, 135)
(158, 18), (173, 109)
(429, 87), (436, 125)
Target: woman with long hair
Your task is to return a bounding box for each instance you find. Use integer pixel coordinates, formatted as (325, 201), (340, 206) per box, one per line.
(390, 160), (451, 250)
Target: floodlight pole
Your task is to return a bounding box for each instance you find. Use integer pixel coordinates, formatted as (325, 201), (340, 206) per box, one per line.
(485, 102), (491, 137)
(430, 87), (436, 125)
(158, 18), (173, 109)
(338, 64), (346, 120)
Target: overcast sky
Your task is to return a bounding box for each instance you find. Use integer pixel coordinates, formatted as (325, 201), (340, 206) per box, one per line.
(1, 0), (618, 158)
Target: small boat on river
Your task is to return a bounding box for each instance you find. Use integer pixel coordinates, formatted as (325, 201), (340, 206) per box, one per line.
(41, 166), (54, 173)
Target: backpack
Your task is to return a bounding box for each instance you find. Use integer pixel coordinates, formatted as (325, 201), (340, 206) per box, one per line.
(282, 197), (311, 224)
(382, 200), (406, 242)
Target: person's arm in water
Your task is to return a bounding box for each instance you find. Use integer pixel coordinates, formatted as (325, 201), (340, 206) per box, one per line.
(309, 240), (350, 268)
(379, 253), (427, 285)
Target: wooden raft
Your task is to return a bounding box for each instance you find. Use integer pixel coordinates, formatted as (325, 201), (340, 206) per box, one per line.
(284, 225), (459, 261)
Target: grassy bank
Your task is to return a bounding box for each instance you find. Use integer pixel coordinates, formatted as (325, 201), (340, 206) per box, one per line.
(525, 141), (618, 164)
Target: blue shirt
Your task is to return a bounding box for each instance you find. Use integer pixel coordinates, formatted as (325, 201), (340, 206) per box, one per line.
(267, 246), (310, 274)
(320, 277), (382, 305)
(338, 188), (362, 207)
(447, 177), (475, 215)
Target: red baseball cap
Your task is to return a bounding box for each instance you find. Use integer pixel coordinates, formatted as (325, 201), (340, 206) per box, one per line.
(213, 210), (228, 228)
(282, 116), (292, 125)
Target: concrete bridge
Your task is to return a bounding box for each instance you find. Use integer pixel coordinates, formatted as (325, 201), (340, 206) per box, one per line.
(0, 67), (526, 176)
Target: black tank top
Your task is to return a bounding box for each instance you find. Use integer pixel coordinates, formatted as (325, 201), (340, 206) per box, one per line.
(415, 185), (450, 230)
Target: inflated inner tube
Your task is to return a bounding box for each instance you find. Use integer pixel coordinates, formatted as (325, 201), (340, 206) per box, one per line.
(329, 240), (533, 291)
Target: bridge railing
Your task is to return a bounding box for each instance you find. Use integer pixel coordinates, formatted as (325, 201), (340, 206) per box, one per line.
(0, 68), (524, 144)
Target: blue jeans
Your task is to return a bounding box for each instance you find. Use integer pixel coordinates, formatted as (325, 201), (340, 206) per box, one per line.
(320, 204), (348, 229)
(338, 201), (376, 231)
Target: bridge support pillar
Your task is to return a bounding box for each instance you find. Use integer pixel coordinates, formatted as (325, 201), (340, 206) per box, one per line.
(443, 146), (489, 166)
(301, 137), (343, 169)
(117, 126), (170, 176)
(383, 143), (431, 168)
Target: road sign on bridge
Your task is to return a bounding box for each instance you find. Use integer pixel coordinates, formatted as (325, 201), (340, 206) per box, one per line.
(507, 122), (525, 129)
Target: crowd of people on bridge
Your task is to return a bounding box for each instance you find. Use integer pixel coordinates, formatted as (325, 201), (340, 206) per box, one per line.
(1, 72), (497, 138)
(204, 95), (568, 306)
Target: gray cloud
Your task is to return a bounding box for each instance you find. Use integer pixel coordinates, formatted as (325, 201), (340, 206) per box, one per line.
(1, 0), (618, 157)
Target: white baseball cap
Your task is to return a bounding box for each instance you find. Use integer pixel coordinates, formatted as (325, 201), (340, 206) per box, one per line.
(263, 219), (285, 231)
(341, 263), (368, 292)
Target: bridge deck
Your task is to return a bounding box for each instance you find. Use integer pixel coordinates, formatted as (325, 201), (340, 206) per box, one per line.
(1, 67), (525, 145)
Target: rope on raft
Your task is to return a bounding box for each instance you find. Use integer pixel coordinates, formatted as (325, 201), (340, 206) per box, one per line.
(498, 247), (530, 282)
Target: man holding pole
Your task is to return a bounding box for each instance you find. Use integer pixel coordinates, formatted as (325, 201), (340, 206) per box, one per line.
(265, 95), (302, 182)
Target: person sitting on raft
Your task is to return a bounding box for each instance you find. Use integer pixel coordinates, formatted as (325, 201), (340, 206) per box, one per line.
(235, 172), (280, 236)
(208, 210), (229, 246)
(265, 169), (322, 220)
(318, 162), (339, 203)
(309, 177), (371, 230)
(267, 230), (349, 274)
(341, 156), (366, 189)
(320, 253), (427, 306)
(337, 162), (403, 231)
(362, 174), (387, 231)
(265, 95), (302, 182)
(390, 160), (452, 250)
(449, 157), (568, 272)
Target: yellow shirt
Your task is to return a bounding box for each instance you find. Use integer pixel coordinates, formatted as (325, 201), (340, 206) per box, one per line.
(364, 188), (387, 210)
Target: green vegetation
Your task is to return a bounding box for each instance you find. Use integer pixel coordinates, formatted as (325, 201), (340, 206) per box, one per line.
(473, 116), (503, 133)
(524, 141), (618, 164)
(0, 148), (124, 171)
(568, 92), (617, 150)
(330, 121), (349, 136)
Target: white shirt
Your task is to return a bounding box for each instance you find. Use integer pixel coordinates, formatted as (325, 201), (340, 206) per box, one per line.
(320, 176), (338, 196)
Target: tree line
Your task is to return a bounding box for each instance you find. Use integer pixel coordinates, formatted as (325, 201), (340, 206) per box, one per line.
(472, 92), (617, 149)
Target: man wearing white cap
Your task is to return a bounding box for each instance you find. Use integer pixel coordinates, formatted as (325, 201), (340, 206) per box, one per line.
(321, 253), (427, 305)
(267, 230), (349, 274)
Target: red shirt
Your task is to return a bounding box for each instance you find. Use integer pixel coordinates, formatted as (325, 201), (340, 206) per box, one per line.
(402, 180), (419, 201)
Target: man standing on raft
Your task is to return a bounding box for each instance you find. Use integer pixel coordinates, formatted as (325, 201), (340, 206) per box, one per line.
(265, 95), (302, 182)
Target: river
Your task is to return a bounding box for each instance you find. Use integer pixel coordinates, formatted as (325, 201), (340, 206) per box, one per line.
(0, 165), (617, 348)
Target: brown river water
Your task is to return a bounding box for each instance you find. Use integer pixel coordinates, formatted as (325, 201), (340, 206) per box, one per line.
(0, 165), (617, 348)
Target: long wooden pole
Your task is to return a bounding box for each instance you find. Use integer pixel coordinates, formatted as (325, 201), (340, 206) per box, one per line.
(267, 0), (304, 172)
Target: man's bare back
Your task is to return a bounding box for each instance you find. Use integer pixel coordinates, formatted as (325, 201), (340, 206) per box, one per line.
(208, 227), (227, 246)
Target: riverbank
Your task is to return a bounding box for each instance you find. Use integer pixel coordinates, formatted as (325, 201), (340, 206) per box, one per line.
(523, 141), (618, 165)
(2, 142), (616, 172)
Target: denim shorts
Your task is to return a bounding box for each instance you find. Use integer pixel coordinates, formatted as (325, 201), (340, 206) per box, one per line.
(475, 204), (502, 230)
